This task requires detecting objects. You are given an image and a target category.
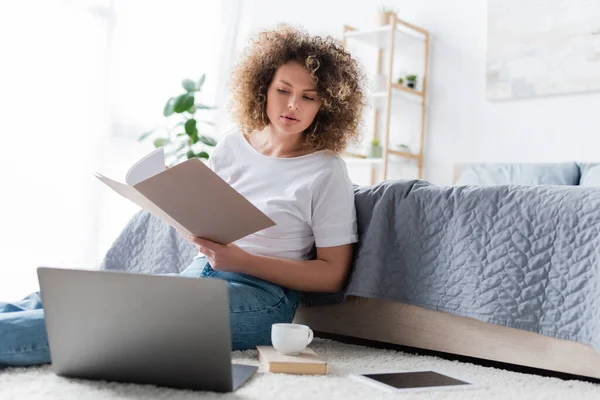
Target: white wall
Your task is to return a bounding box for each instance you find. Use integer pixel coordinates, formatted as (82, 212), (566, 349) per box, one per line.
(238, 0), (600, 185)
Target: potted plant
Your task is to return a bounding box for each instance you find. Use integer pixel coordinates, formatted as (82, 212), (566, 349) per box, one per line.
(367, 138), (383, 158)
(397, 77), (404, 85)
(378, 6), (398, 26)
(405, 75), (417, 89)
(138, 74), (218, 166)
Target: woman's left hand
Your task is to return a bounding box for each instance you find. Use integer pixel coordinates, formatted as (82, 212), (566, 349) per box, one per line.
(188, 236), (250, 273)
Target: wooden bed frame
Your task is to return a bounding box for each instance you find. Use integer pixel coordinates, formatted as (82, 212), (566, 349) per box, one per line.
(295, 164), (600, 380)
(294, 297), (600, 379)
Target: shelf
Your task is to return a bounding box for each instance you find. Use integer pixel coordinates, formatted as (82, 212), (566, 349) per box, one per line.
(344, 24), (426, 50)
(391, 83), (423, 97)
(343, 149), (420, 164)
(388, 148), (421, 160)
(369, 83), (424, 105)
(342, 18), (429, 184)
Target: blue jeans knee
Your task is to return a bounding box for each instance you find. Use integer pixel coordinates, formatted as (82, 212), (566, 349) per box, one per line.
(181, 257), (300, 350)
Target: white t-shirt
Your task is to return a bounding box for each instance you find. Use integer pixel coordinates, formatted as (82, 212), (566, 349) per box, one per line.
(200, 129), (358, 261)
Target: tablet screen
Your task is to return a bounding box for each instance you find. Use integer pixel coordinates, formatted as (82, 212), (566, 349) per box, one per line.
(361, 371), (471, 389)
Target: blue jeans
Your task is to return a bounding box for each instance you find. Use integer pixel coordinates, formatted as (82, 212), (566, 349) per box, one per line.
(0, 257), (300, 367)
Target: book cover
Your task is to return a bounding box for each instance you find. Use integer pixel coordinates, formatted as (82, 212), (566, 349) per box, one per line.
(257, 346), (327, 375)
(95, 148), (276, 244)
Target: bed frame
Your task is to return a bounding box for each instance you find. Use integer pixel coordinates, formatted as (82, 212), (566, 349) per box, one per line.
(294, 297), (600, 379)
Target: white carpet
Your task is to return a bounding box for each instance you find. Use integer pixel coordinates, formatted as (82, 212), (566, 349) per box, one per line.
(1, 338), (599, 399)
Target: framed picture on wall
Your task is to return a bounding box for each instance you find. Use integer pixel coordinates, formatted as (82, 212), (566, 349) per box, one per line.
(486, 0), (600, 100)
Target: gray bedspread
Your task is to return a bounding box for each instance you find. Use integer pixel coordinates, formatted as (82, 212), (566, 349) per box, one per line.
(347, 180), (600, 352)
(100, 179), (600, 352)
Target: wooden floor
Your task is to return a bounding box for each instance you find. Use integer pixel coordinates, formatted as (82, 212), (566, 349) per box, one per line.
(294, 296), (600, 381)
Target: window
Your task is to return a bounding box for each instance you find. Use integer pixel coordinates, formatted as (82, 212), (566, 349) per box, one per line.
(0, 0), (225, 301)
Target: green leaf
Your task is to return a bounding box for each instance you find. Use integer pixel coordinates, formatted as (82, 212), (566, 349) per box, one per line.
(198, 135), (217, 147)
(176, 133), (186, 137)
(186, 150), (195, 159)
(154, 138), (170, 147)
(182, 79), (196, 92)
(138, 130), (154, 141)
(174, 94), (195, 113)
(194, 103), (216, 110)
(196, 74), (206, 91)
(163, 98), (175, 117)
(196, 151), (209, 159)
(184, 119), (197, 136)
(190, 131), (199, 144)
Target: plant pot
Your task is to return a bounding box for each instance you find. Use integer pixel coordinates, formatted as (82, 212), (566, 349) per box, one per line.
(378, 11), (396, 26)
(366, 145), (383, 158)
(406, 81), (416, 89)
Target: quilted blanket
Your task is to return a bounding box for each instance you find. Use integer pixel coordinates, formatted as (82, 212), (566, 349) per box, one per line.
(347, 180), (600, 352)
(100, 180), (600, 351)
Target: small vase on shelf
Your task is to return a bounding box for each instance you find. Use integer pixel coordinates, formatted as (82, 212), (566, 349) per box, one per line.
(378, 8), (398, 26)
(405, 75), (417, 89)
(366, 139), (383, 158)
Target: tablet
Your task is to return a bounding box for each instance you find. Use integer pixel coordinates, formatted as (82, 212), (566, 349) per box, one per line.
(351, 370), (478, 393)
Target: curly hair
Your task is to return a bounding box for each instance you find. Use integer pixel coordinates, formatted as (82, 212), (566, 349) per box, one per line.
(229, 24), (366, 154)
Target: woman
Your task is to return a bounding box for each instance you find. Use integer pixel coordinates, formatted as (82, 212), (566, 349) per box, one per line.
(0, 24), (366, 366)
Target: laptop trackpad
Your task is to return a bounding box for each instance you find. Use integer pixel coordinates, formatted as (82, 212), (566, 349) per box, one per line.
(232, 364), (258, 390)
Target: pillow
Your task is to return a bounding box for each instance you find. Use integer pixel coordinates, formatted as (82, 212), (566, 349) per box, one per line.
(579, 163), (600, 186)
(455, 163), (580, 186)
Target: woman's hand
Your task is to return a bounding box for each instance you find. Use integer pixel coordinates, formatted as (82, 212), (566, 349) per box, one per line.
(187, 236), (250, 273)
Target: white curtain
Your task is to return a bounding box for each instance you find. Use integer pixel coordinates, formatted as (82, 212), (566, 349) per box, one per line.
(0, 0), (239, 302)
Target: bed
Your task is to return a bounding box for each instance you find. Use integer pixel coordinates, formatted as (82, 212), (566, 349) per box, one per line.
(295, 165), (600, 379)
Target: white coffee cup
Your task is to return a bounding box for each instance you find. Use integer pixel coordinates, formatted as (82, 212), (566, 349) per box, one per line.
(271, 323), (314, 355)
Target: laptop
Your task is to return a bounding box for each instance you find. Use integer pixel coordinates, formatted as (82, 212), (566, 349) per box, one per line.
(37, 267), (258, 392)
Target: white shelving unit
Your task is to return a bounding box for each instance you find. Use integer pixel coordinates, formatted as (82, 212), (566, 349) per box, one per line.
(342, 15), (430, 184)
